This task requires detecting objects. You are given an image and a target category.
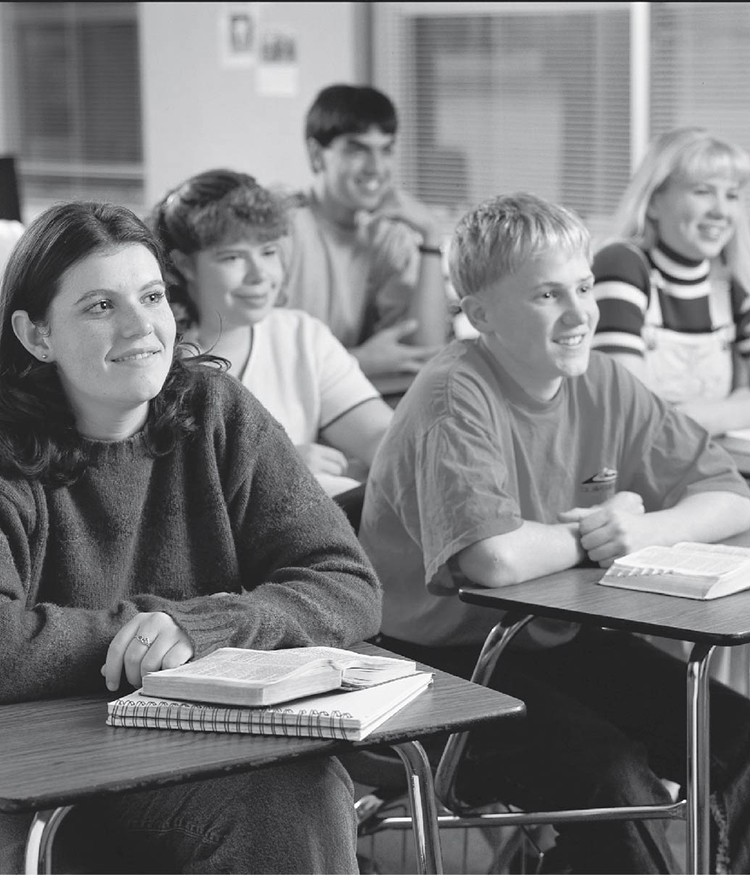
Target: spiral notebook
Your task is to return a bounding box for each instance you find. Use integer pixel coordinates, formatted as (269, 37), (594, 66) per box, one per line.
(106, 671), (433, 741)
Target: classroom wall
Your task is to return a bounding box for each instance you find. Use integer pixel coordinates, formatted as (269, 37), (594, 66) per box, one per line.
(139, 1), (363, 208)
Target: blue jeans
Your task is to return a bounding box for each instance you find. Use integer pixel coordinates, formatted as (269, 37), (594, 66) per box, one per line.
(0, 756), (357, 874)
(377, 628), (750, 874)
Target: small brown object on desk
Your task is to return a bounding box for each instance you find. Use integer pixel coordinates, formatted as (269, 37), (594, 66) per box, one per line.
(458, 528), (750, 875)
(0, 642), (524, 875)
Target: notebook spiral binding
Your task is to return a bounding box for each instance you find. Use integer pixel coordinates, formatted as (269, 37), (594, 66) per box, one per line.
(111, 698), (356, 740)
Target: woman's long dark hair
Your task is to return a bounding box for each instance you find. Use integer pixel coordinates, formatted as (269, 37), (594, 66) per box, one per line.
(0, 201), (219, 486)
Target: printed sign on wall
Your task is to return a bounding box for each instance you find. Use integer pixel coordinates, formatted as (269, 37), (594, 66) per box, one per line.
(257, 28), (299, 96)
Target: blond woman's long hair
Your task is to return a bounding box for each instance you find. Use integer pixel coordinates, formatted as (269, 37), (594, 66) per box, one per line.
(602, 127), (750, 293)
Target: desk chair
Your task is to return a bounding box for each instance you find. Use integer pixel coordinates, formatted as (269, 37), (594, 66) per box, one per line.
(351, 613), (688, 874)
(348, 749), (549, 874)
(434, 615), (684, 866)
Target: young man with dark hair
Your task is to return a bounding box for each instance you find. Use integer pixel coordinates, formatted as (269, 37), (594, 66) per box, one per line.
(283, 83), (447, 378)
(360, 191), (750, 874)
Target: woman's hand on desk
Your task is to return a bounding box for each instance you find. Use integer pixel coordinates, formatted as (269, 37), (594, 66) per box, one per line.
(102, 611), (194, 691)
(558, 491), (647, 567)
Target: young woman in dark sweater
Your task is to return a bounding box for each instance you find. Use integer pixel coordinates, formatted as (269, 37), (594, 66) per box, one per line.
(0, 201), (381, 873)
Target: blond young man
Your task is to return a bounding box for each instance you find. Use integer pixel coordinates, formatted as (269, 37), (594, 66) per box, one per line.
(360, 193), (750, 873)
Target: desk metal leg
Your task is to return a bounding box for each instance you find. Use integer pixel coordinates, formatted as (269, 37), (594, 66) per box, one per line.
(686, 643), (714, 875)
(391, 741), (444, 875)
(470, 613), (536, 687)
(24, 806), (73, 875)
(434, 613), (535, 814)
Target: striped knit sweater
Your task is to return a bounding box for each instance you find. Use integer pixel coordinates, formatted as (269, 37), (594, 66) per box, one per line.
(592, 238), (750, 359)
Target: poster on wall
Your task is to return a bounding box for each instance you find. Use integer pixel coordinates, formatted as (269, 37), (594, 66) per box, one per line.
(219, 2), (259, 69)
(257, 28), (299, 96)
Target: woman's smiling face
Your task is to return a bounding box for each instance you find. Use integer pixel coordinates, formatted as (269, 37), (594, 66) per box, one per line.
(648, 172), (743, 261)
(40, 243), (176, 438)
(183, 235), (285, 330)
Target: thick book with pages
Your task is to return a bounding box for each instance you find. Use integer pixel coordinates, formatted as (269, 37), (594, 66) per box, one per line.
(106, 672), (434, 741)
(139, 646), (419, 708)
(598, 541), (750, 600)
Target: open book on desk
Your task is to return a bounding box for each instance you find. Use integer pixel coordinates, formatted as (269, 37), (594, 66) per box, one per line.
(107, 672), (434, 742)
(598, 541), (750, 600)
(139, 646), (418, 708)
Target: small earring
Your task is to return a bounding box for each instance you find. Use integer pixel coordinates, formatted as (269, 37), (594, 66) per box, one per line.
(40, 354), (47, 360)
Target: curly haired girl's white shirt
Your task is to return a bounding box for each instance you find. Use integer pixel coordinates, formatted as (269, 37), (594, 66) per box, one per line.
(238, 308), (380, 495)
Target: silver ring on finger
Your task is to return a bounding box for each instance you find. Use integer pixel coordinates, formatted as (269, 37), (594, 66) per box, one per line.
(135, 634), (152, 647)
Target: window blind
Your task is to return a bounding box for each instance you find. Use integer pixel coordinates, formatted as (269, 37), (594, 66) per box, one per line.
(650, 2), (750, 156)
(372, 2), (633, 233)
(3, 2), (143, 215)
(373, 1), (750, 235)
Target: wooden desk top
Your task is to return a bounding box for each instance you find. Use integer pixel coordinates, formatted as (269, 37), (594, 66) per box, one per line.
(0, 646), (524, 815)
(460, 565), (750, 646)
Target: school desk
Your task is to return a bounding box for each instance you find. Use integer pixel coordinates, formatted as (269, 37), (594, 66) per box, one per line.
(0, 642), (524, 875)
(458, 531), (750, 875)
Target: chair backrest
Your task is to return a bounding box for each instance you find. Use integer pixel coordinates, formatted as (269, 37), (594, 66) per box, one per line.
(0, 157), (22, 222)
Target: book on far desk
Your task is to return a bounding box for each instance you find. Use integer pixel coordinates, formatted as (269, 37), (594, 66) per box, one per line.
(599, 541), (750, 600)
(139, 646), (419, 708)
(106, 672), (434, 741)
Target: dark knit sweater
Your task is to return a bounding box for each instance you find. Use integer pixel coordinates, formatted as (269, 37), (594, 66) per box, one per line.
(0, 367), (381, 703)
